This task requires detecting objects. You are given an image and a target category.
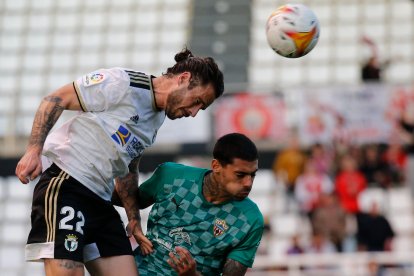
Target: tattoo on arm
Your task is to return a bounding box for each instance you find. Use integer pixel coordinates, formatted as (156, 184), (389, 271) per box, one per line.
(222, 259), (248, 276)
(28, 96), (65, 147)
(116, 157), (141, 220)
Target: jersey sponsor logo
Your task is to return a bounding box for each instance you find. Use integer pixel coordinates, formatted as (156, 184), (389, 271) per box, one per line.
(169, 227), (192, 245)
(64, 234), (79, 252)
(111, 125), (131, 146)
(83, 72), (105, 87)
(213, 218), (229, 237)
(126, 137), (145, 159)
(111, 125), (145, 158)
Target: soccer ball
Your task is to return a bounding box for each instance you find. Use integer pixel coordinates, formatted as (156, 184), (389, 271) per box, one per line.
(266, 4), (320, 58)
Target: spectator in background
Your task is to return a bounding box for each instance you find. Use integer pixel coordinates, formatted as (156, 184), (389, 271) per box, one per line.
(332, 115), (354, 157)
(286, 234), (305, 255)
(397, 104), (414, 198)
(360, 36), (390, 82)
(304, 233), (337, 274)
(272, 134), (306, 211)
(381, 143), (407, 186)
(359, 144), (390, 189)
(306, 232), (337, 254)
(357, 201), (395, 252)
(335, 154), (367, 214)
(294, 159), (334, 218)
(309, 143), (334, 177)
(311, 193), (347, 252)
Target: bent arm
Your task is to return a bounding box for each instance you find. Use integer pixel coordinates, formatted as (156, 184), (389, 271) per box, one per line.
(28, 83), (82, 148)
(16, 83), (82, 183)
(115, 157), (141, 223)
(115, 157), (153, 255)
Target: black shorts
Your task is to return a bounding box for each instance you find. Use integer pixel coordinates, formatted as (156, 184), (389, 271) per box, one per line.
(26, 163), (133, 263)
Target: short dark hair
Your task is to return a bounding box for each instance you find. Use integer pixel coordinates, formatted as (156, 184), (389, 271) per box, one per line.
(213, 133), (258, 166)
(164, 47), (224, 98)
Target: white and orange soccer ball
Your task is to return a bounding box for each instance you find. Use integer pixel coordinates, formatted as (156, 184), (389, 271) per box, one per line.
(266, 4), (320, 58)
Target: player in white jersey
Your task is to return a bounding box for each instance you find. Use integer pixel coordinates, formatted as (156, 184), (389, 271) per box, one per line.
(15, 48), (224, 276)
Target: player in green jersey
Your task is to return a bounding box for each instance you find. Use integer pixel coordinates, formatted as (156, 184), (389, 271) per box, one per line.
(134, 133), (264, 275)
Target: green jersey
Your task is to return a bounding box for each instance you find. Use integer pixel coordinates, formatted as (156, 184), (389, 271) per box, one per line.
(136, 162), (264, 276)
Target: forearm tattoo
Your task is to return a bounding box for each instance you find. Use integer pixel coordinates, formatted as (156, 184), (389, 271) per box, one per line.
(222, 259), (248, 276)
(28, 96), (64, 147)
(117, 157), (141, 220)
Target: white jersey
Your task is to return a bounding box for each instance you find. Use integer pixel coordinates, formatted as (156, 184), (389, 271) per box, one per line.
(43, 68), (166, 200)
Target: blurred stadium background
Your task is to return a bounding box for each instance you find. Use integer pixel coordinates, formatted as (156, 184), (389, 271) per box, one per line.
(1, 0), (414, 275)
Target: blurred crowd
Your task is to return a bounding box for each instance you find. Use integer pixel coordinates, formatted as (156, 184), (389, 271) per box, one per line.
(268, 136), (410, 256)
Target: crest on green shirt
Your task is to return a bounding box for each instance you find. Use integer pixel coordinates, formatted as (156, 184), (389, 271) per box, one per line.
(213, 218), (229, 237)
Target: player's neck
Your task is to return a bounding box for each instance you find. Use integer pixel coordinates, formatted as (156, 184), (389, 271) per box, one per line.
(151, 76), (170, 110)
(202, 172), (229, 204)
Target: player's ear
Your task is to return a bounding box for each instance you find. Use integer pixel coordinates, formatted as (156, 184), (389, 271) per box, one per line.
(178, 72), (191, 84)
(211, 159), (221, 172)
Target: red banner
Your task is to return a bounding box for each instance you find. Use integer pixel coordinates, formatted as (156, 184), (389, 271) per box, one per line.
(213, 93), (288, 141)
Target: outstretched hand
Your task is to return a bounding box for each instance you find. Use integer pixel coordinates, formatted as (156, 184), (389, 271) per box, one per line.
(167, 246), (199, 276)
(126, 219), (153, 255)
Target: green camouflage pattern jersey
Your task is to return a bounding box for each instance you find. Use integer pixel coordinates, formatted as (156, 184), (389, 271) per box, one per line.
(135, 162), (264, 276)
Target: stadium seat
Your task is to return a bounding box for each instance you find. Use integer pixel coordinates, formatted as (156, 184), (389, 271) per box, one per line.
(392, 235), (414, 253)
(251, 170), (275, 194)
(267, 236), (291, 258)
(249, 194), (272, 217)
(1, 222), (28, 243)
(4, 201), (30, 222)
(271, 213), (304, 238)
(389, 212), (414, 235)
(388, 187), (413, 213)
(6, 177), (34, 200)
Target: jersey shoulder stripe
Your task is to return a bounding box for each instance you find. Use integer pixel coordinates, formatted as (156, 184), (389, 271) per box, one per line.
(125, 70), (150, 90)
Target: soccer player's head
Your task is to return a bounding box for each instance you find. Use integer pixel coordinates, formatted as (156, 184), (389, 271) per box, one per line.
(213, 133), (258, 165)
(162, 47), (224, 120)
(211, 133), (259, 201)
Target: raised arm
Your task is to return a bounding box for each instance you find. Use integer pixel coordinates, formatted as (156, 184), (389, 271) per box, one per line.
(115, 157), (153, 255)
(222, 259), (248, 276)
(15, 83), (82, 184)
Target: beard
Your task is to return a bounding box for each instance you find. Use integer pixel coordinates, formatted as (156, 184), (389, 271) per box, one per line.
(165, 88), (185, 120)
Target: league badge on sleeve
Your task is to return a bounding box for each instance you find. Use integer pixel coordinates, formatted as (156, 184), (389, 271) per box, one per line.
(83, 72), (105, 87)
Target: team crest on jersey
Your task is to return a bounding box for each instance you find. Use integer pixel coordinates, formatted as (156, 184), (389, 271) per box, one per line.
(83, 72), (105, 87)
(64, 234), (78, 252)
(213, 218), (229, 237)
(111, 125), (131, 146)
